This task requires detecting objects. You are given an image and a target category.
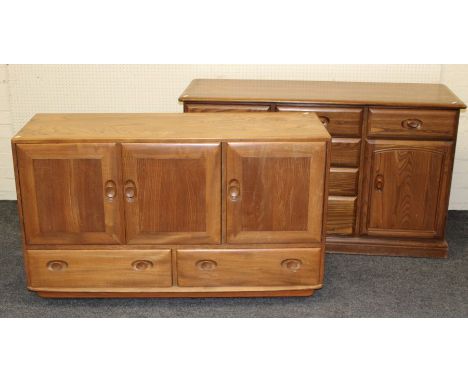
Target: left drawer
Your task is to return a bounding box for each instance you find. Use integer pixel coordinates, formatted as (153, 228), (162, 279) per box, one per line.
(27, 250), (172, 290)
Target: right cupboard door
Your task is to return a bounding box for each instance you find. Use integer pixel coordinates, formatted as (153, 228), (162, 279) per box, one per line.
(225, 142), (327, 244)
(362, 140), (453, 238)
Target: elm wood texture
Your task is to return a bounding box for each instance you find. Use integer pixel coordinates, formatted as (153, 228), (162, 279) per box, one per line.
(225, 142), (326, 244)
(13, 113), (330, 297)
(16, 143), (124, 245)
(176, 248), (322, 287)
(179, 79), (466, 108)
(180, 79), (466, 258)
(276, 105), (363, 137)
(13, 113), (329, 143)
(361, 140), (453, 238)
(122, 143), (221, 244)
(27, 250), (172, 289)
(367, 109), (458, 139)
(329, 167), (359, 196)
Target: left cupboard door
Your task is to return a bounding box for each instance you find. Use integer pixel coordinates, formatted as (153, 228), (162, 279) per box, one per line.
(16, 143), (124, 244)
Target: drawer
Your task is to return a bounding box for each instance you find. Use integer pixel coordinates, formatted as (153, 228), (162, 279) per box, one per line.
(331, 138), (361, 167)
(368, 108), (458, 139)
(176, 248), (322, 287)
(276, 105), (363, 137)
(326, 196), (357, 235)
(27, 250), (172, 289)
(329, 167), (359, 196)
(185, 103), (271, 112)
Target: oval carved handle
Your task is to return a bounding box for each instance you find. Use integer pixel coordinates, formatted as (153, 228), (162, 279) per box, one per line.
(47, 260), (68, 272)
(281, 259), (302, 272)
(319, 116), (330, 128)
(132, 260), (153, 271)
(104, 180), (117, 201)
(196, 259), (217, 271)
(228, 179), (240, 202)
(374, 174), (384, 191)
(124, 180), (137, 202)
(401, 118), (423, 130)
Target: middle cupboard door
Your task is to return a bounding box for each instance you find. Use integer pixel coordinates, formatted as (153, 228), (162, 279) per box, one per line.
(122, 143), (221, 244)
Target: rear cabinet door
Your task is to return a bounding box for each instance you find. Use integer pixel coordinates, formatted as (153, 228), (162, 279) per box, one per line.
(225, 142), (327, 244)
(16, 143), (124, 244)
(122, 143), (221, 244)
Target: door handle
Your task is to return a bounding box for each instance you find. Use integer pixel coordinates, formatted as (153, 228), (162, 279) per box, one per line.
(104, 180), (117, 201)
(124, 180), (137, 202)
(374, 174), (384, 191)
(228, 179), (240, 202)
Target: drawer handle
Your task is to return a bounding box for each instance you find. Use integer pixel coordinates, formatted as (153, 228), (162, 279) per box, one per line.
(401, 119), (423, 130)
(47, 260), (68, 272)
(104, 180), (117, 201)
(196, 260), (217, 271)
(319, 116), (330, 128)
(374, 174), (384, 191)
(228, 179), (240, 202)
(281, 259), (302, 272)
(132, 260), (153, 271)
(124, 180), (137, 202)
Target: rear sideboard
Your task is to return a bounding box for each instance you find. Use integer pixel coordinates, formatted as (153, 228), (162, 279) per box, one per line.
(180, 79), (466, 258)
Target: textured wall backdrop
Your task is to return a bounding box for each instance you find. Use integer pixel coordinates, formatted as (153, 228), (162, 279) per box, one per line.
(0, 64), (466, 208)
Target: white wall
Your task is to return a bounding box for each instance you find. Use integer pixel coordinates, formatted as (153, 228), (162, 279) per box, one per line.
(0, 64), (466, 208)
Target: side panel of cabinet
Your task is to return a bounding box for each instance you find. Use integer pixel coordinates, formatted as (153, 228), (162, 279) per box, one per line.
(361, 140), (453, 238)
(122, 143), (221, 244)
(16, 143), (124, 244)
(225, 142), (327, 244)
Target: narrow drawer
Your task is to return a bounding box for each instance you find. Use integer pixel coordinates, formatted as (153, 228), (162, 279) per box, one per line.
(276, 105), (363, 137)
(176, 248), (322, 287)
(27, 250), (172, 289)
(331, 138), (361, 167)
(368, 108), (458, 139)
(185, 103), (271, 112)
(329, 167), (359, 196)
(326, 196), (357, 235)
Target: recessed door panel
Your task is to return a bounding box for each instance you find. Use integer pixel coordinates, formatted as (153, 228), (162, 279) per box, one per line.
(16, 143), (124, 244)
(226, 142), (327, 244)
(122, 143), (221, 244)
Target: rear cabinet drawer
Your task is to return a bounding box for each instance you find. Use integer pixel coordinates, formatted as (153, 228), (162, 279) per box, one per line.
(368, 108), (458, 139)
(326, 196), (357, 235)
(329, 167), (359, 196)
(331, 138), (361, 167)
(27, 250), (172, 290)
(276, 105), (363, 137)
(185, 103), (271, 112)
(176, 248), (322, 287)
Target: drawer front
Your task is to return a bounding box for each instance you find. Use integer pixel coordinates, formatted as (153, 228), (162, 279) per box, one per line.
(326, 196), (357, 235)
(331, 138), (361, 167)
(329, 167), (359, 196)
(368, 108), (458, 139)
(276, 105), (363, 137)
(176, 248), (322, 287)
(185, 103), (271, 112)
(27, 250), (172, 289)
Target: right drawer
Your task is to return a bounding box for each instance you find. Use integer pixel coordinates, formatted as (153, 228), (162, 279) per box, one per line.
(176, 248), (322, 287)
(368, 108), (458, 139)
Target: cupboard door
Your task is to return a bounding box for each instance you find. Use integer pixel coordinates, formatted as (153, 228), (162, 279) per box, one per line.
(122, 143), (221, 244)
(362, 140), (453, 238)
(226, 142), (327, 244)
(16, 143), (124, 244)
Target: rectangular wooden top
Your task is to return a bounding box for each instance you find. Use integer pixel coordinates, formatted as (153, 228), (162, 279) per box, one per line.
(13, 113), (330, 143)
(179, 79), (466, 109)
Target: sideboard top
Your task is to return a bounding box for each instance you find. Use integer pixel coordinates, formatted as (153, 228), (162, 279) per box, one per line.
(13, 113), (330, 143)
(179, 79), (467, 109)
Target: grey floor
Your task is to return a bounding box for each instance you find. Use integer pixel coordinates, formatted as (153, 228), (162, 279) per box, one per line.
(0, 200), (467, 317)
